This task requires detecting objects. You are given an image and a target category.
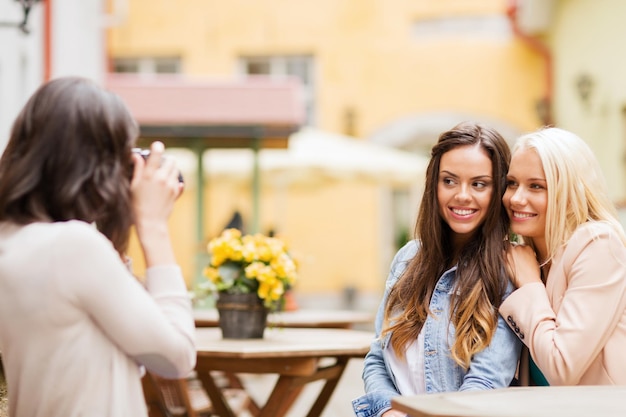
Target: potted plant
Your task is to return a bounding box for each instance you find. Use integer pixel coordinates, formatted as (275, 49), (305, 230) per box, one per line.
(203, 228), (298, 338)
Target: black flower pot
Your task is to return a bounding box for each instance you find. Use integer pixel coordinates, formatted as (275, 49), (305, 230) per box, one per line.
(216, 292), (268, 339)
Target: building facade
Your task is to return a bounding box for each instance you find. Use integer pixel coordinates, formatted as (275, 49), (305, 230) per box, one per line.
(0, 0), (111, 149)
(107, 0), (550, 301)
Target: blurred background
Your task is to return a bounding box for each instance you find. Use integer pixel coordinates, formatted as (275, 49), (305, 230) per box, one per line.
(3, 0), (626, 312)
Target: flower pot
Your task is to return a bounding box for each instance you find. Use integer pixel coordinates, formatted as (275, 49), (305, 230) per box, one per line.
(216, 292), (268, 339)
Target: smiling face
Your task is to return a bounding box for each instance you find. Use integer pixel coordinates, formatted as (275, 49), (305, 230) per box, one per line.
(437, 144), (494, 248)
(503, 147), (548, 257)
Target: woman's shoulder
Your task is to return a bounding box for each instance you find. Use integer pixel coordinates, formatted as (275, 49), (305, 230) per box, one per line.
(564, 221), (626, 260)
(42, 220), (102, 238)
(25, 220), (112, 253)
(571, 221), (623, 244)
(0, 221), (113, 268)
(0, 219), (97, 242)
(387, 240), (419, 282)
(394, 240), (419, 262)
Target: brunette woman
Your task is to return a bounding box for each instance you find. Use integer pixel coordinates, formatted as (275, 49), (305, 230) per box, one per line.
(0, 77), (195, 417)
(353, 122), (522, 417)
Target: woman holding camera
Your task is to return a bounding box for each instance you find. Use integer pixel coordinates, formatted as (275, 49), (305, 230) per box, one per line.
(0, 77), (195, 417)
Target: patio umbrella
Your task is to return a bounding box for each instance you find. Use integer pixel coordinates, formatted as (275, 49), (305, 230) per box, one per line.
(198, 127), (429, 187)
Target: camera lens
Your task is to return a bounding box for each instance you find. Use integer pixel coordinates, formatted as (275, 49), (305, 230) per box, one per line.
(134, 148), (151, 160)
(131, 148), (184, 183)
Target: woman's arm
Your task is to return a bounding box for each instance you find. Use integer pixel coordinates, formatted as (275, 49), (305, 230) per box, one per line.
(500, 225), (626, 385)
(354, 241), (417, 417)
(54, 222), (196, 378)
(361, 299), (400, 396)
(130, 141), (183, 268)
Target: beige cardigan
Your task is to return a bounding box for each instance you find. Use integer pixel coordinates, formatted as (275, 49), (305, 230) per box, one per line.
(500, 221), (626, 385)
(0, 221), (196, 417)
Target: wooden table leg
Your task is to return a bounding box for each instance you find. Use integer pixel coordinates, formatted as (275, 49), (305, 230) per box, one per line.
(197, 370), (236, 417)
(305, 357), (349, 417)
(256, 357), (349, 417)
(257, 376), (304, 417)
(194, 355), (355, 417)
(223, 372), (261, 416)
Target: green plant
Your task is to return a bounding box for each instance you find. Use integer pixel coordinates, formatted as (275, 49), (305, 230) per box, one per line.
(203, 228), (298, 309)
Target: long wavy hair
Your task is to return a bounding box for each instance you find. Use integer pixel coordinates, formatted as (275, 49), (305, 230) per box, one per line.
(513, 127), (626, 261)
(382, 121), (511, 368)
(0, 77), (138, 256)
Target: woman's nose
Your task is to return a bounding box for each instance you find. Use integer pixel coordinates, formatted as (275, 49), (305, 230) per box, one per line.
(455, 184), (471, 202)
(509, 187), (526, 205)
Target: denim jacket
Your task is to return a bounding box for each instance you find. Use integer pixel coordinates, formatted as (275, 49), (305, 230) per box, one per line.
(352, 240), (522, 417)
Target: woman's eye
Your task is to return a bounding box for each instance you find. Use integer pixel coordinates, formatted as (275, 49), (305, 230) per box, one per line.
(473, 181), (487, 189)
(506, 180), (517, 188)
(442, 178), (455, 186)
(530, 183), (545, 190)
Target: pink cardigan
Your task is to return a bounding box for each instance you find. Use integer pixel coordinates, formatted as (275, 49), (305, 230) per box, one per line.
(500, 221), (626, 385)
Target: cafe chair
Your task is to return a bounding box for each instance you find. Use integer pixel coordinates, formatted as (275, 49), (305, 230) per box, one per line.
(155, 375), (213, 417)
(143, 371), (251, 417)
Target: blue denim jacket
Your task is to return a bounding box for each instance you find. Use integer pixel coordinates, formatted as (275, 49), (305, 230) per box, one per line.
(352, 240), (522, 417)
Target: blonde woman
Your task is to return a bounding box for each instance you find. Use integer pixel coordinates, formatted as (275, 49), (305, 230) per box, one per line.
(500, 127), (626, 386)
(353, 122), (522, 417)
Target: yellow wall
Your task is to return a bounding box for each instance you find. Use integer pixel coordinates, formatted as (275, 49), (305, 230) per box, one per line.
(205, 179), (384, 293)
(108, 0), (544, 136)
(111, 0), (545, 298)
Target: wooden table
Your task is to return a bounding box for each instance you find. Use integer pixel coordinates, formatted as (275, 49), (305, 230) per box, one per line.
(193, 308), (373, 329)
(392, 386), (626, 417)
(195, 326), (374, 417)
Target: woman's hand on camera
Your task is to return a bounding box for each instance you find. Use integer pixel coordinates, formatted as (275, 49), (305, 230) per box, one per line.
(130, 141), (182, 267)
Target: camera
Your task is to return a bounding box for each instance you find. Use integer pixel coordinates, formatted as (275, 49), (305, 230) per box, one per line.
(132, 148), (184, 184)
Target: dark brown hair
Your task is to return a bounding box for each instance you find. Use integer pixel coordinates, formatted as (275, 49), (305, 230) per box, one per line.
(0, 77), (138, 255)
(382, 121), (511, 368)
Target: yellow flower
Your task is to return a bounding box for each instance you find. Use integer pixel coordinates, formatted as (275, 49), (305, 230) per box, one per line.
(267, 238), (287, 259)
(209, 235), (245, 267)
(243, 262), (264, 279)
(222, 228), (242, 240)
(241, 240), (258, 263)
(270, 253), (296, 278)
(203, 266), (220, 284)
(205, 228), (298, 309)
(258, 280), (284, 301)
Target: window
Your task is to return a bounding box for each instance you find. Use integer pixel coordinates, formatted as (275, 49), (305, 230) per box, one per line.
(239, 55), (315, 125)
(112, 57), (181, 74)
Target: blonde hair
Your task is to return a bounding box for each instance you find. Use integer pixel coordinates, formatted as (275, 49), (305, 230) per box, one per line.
(512, 127), (626, 261)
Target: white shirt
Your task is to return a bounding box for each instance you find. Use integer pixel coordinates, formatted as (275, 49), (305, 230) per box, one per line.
(384, 329), (426, 395)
